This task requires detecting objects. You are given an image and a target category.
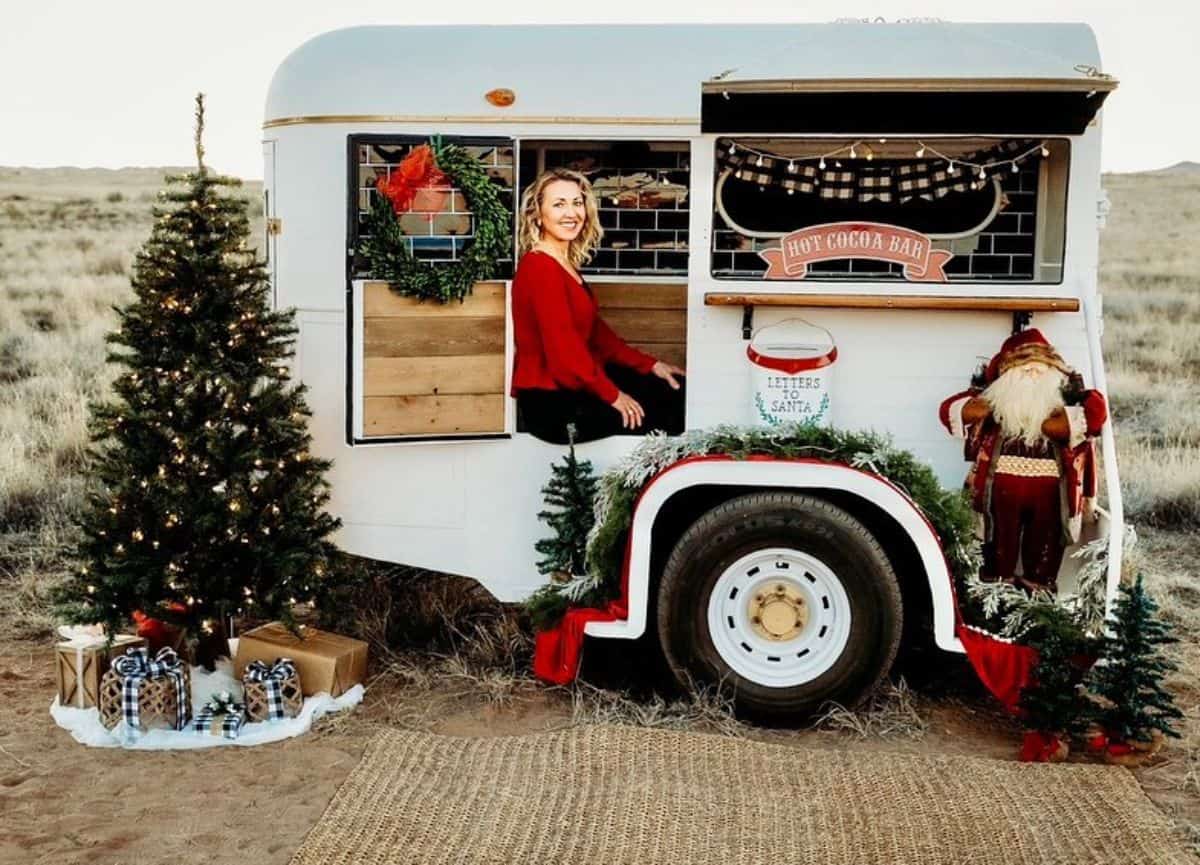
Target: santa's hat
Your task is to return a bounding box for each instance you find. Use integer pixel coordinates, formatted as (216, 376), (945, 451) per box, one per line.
(984, 328), (1071, 383)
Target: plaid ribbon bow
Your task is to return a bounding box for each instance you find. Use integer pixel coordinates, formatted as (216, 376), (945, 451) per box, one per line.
(192, 692), (246, 739)
(244, 658), (298, 721)
(111, 646), (189, 731)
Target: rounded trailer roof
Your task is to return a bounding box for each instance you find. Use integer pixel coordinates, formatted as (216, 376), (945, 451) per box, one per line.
(264, 22), (1105, 126)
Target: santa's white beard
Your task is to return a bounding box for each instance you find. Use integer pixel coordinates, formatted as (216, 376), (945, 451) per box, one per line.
(982, 367), (1066, 447)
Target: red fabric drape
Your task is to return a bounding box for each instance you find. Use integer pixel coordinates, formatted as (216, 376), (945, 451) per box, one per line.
(956, 624), (1038, 710)
(532, 531), (633, 685)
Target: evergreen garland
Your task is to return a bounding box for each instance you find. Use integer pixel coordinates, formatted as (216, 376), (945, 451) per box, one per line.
(359, 136), (511, 304)
(1087, 573), (1184, 744)
(527, 423), (980, 630)
(53, 95), (343, 658)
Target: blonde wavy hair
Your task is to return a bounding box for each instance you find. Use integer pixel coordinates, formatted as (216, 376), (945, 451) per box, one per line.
(517, 168), (604, 270)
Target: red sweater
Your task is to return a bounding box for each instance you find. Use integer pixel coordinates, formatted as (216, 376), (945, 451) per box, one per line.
(510, 250), (657, 405)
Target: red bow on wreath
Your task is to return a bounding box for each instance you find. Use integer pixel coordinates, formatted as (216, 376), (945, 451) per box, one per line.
(376, 144), (451, 223)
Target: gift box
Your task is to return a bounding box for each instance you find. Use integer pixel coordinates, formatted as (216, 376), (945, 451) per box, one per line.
(234, 622), (367, 698)
(242, 658), (304, 722)
(55, 634), (146, 709)
(97, 647), (193, 732)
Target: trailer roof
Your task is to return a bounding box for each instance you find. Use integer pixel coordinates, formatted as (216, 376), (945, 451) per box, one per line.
(264, 22), (1105, 126)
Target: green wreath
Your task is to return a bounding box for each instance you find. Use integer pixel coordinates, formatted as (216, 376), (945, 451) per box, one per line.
(360, 137), (512, 304)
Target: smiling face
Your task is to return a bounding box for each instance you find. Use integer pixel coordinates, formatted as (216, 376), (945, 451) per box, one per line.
(538, 179), (586, 243)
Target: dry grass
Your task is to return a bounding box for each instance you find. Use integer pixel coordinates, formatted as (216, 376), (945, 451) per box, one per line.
(1101, 170), (1200, 530)
(812, 678), (928, 740)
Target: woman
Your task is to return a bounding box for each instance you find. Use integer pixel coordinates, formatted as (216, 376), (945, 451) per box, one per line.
(511, 167), (687, 445)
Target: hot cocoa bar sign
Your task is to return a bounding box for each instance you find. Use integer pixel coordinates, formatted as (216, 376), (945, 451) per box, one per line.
(759, 222), (953, 282)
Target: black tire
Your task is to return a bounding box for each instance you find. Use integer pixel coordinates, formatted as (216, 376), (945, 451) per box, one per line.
(656, 491), (903, 722)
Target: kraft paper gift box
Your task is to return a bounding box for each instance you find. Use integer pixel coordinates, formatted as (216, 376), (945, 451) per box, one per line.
(55, 634), (146, 709)
(233, 622), (367, 698)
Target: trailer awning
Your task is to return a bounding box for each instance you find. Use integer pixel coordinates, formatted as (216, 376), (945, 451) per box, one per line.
(701, 78), (1117, 136)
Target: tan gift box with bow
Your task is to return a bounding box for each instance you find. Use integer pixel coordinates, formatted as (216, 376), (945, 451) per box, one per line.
(233, 622), (367, 698)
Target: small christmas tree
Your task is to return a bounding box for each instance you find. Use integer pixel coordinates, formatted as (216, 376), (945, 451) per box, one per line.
(533, 424), (598, 579)
(1087, 573), (1183, 746)
(54, 95), (342, 664)
(524, 425), (602, 629)
(1018, 602), (1094, 760)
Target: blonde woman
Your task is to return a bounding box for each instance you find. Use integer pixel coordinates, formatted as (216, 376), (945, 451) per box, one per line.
(510, 167), (686, 444)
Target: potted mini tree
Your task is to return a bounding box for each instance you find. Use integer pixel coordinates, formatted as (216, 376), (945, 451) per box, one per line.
(1086, 574), (1183, 766)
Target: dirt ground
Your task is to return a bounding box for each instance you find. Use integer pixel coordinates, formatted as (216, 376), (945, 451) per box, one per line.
(2, 632), (1193, 865)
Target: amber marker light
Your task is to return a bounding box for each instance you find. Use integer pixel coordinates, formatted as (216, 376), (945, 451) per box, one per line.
(485, 88), (516, 107)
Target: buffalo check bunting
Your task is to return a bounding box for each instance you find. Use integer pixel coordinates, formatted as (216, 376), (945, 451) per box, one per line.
(717, 139), (1036, 203)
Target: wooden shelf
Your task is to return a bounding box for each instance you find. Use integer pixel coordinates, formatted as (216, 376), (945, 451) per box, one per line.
(704, 293), (1081, 313)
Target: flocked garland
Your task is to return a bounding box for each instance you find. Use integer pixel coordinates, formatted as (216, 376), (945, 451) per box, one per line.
(526, 422), (981, 629)
(360, 136), (512, 304)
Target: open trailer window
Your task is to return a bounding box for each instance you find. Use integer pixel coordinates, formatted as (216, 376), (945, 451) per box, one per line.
(513, 140), (690, 426)
(519, 140), (689, 276)
(711, 137), (1069, 284)
(349, 135), (514, 442)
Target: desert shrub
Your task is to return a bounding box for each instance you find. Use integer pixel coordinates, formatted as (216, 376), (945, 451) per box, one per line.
(86, 252), (126, 276)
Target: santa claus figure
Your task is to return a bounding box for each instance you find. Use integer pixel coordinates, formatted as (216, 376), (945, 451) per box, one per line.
(939, 329), (1108, 593)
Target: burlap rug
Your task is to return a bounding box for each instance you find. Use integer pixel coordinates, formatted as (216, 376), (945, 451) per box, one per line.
(290, 725), (1189, 865)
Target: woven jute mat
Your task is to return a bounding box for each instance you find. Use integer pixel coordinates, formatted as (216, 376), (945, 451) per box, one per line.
(290, 725), (1189, 865)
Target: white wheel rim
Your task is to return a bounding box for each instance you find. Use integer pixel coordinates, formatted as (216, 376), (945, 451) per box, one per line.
(706, 547), (853, 688)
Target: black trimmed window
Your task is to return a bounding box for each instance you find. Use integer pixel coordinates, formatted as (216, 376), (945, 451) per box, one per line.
(711, 137), (1069, 283)
(519, 140), (689, 276)
(350, 134), (515, 279)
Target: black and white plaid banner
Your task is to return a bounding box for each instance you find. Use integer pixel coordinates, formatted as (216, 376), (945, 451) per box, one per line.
(111, 646), (189, 731)
(192, 692), (246, 739)
(718, 139), (1036, 204)
(243, 658), (298, 721)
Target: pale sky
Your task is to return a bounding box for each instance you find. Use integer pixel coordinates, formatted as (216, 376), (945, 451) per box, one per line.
(1, 1), (1193, 178)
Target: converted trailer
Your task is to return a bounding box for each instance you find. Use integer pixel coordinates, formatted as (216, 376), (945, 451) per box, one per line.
(262, 22), (1120, 713)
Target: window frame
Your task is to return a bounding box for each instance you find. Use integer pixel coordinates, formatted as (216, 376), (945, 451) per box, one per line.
(708, 135), (1072, 287)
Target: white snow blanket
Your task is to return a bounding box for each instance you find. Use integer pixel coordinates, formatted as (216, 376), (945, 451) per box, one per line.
(50, 649), (363, 750)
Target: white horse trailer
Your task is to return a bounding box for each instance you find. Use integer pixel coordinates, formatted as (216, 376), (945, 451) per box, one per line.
(262, 22), (1121, 712)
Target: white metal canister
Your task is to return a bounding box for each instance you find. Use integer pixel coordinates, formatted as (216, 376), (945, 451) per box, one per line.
(747, 318), (837, 427)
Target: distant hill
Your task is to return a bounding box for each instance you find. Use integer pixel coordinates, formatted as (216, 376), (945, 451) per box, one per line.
(1145, 161), (1200, 175)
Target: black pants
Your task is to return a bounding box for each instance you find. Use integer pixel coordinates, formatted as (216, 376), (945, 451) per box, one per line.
(518, 364), (686, 445)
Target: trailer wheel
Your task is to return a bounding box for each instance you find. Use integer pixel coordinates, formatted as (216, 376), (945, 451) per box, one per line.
(656, 491), (902, 721)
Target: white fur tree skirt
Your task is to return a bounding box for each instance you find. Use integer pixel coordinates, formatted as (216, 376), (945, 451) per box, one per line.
(50, 654), (363, 749)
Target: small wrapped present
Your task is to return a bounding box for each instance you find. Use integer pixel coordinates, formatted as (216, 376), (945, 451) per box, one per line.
(235, 623), (367, 698)
(98, 646), (192, 733)
(55, 633), (146, 709)
(192, 692), (246, 739)
(242, 657), (303, 722)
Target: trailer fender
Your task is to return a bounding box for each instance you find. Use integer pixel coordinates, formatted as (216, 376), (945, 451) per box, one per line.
(583, 458), (962, 653)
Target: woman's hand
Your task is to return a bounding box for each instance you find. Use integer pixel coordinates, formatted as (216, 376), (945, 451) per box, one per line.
(610, 391), (645, 429)
(651, 360), (686, 390)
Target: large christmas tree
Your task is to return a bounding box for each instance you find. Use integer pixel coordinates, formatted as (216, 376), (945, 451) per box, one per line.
(55, 95), (341, 660)
(1088, 573), (1183, 745)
